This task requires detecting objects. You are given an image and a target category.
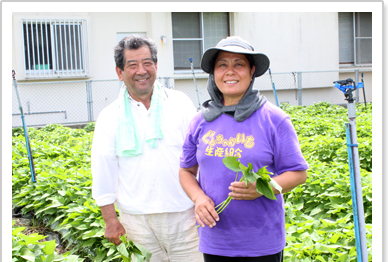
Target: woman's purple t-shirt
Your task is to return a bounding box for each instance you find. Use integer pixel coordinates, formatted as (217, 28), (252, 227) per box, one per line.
(180, 101), (309, 257)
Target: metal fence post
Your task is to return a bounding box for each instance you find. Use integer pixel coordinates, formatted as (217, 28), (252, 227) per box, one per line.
(297, 72), (303, 106)
(86, 80), (94, 122)
(11, 70), (372, 128)
(355, 69), (359, 103)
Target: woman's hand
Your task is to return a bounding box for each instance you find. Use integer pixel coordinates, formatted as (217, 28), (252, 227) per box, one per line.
(228, 181), (262, 200)
(193, 194), (219, 228)
(179, 166), (219, 228)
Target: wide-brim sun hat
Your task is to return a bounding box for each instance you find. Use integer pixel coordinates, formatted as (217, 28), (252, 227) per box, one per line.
(200, 36), (270, 78)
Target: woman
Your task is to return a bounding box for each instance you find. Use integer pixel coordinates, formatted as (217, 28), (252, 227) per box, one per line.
(179, 36), (309, 262)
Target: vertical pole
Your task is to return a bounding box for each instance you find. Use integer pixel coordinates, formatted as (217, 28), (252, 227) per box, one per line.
(86, 81), (90, 121)
(86, 80), (93, 122)
(355, 69), (359, 103)
(345, 123), (362, 261)
(13, 70), (36, 183)
(268, 68), (280, 107)
(334, 78), (369, 261)
(59, 20), (64, 77)
(90, 81), (94, 122)
(31, 20), (36, 78)
(86, 19), (91, 76)
(361, 73), (367, 107)
(189, 58), (201, 111)
(65, 19), (69, 76)
(297, 72), (302, 106)
(347, 102), (368, 262)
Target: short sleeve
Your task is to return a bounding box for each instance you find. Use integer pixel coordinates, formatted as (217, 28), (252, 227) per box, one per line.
(180, 114), (201, 168)
(273, 117), (309, 175)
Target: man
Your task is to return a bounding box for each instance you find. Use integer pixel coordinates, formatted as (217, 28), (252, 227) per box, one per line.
(91, 35), (203, 262)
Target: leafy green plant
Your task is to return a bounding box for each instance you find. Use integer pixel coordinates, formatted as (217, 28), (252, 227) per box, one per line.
(117, 235), (152, 262)
(222, 156), (282, 201)
(207, 156), (281, 221)
(12, 127), (25, 137)
(89, 235), (151, 262)
(12, 102), (372, 261)
(83, 122), (95, 133)
(196, 156), (282, 228)
(283, 162), (372, 261)
(281, 102), (372, 262)
(12, 220), (81, 262)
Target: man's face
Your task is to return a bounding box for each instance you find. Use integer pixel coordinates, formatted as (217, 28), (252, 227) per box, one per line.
(116, 46), (157, 101)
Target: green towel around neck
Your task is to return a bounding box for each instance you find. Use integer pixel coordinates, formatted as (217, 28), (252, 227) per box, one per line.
(116, 81), (164, 157)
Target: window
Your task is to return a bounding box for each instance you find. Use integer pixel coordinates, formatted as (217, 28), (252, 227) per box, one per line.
(22, 19), (90, 78)
(338, 12), (372, 66)
(172, 12), (229, 72)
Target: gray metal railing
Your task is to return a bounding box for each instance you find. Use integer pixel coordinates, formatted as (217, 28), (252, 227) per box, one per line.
(12, 69), (372, 128)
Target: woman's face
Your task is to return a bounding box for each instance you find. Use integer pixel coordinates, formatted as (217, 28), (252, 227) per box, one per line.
(213, 51), (255, 106)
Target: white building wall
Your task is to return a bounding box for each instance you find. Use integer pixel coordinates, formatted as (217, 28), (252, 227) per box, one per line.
(12, 12), (372, 127)
(88, 12), (175, 80)
(232, 12), (339, 72)
(146, 12), (175, 77)
(12, 12), (342, 81)
(89, 12), (148, 80)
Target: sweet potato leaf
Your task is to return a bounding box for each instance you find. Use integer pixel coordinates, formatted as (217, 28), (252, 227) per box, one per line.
(222, 156), (241, 172)
(256, 178), (277, 200)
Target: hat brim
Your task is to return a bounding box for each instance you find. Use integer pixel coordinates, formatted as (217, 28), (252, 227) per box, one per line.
(200, 46), (270, 78)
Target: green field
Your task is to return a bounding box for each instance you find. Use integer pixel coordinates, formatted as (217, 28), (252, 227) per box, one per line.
(12, 102), (372, 262)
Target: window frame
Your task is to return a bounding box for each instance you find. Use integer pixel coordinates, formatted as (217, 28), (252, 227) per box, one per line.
(353, 12), (372, 66)
(339, 12), (372, 67)
(22, 18), (90, 79)
(172, 12), (229, 74)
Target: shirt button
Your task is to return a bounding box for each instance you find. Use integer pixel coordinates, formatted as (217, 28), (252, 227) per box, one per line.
(137, 104), (140, 106)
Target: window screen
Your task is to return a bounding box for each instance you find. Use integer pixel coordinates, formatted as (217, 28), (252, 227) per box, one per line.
(172, 12), (229, 71)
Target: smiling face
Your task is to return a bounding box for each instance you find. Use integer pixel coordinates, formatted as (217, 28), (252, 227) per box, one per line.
(213, 51), (255, 106)
(116, 46), (157, 103)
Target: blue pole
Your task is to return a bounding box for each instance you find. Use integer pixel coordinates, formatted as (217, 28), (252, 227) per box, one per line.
(268, 68), (280, 107)
(347, 106), (368, 262)
(334, 78), (368, 261)
(12, 70), (36, 183)
(345, 123), (362, 261)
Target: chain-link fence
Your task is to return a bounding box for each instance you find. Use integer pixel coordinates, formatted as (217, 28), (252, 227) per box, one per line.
(12, 69), (372, 128)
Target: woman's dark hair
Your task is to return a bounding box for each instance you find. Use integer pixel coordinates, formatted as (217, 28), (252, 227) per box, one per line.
(114, 35), (158, 70)
(244, 54), (254, 69)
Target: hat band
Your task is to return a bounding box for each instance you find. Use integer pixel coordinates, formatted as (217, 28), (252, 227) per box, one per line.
(220, 43), (254, 51)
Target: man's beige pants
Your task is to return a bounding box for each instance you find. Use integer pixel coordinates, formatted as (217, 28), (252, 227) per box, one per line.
(119, 207), (203, 262)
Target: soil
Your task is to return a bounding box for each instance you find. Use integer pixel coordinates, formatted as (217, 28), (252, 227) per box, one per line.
(12, 210), (70, 255)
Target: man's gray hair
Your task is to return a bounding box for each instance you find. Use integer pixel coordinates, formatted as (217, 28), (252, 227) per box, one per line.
(114, 35), (158, 70)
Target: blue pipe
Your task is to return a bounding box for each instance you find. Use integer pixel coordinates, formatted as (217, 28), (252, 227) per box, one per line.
(345, 123), (362, 261)
(20, 113), (36, 183)
(13, 70), (36, 183)
(268, 69), (280, 107)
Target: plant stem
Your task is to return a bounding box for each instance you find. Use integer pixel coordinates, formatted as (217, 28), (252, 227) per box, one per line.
(216, 196), (232, 214)
(196, 174), (245, 228)
(215, 201), (225, 209)
(216, 176), (244, 214)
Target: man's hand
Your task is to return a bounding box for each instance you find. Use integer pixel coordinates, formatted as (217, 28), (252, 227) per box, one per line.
(100, 204), (126, 245)
(104, 219), (126, 245)
(228, 181), (262, 200)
